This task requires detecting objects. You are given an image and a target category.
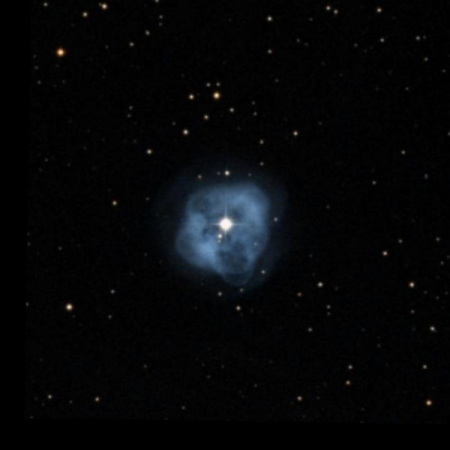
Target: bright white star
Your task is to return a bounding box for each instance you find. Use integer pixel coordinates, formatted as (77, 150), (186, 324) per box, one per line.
(219, 217), (234, 232)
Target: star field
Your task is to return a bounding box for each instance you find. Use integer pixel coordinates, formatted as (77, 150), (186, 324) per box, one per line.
(28, 0), (449, 422)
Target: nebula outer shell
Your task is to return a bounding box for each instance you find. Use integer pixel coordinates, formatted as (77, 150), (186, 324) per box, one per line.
(176, 183), (270, 286)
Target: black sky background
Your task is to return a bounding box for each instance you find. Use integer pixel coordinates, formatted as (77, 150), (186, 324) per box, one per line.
(28, 0), (448, 422)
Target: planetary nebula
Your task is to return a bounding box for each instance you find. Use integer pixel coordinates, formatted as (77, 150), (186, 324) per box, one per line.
(176, 183), (271, 286)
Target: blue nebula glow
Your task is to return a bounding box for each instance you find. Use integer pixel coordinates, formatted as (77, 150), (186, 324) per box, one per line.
(176, 183), (270, 286)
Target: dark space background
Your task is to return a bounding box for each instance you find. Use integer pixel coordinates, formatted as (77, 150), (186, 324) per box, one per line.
(28, 0), (448, 422)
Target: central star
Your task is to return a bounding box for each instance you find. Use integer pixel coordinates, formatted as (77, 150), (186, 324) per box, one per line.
(219, 217), (234, 232)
